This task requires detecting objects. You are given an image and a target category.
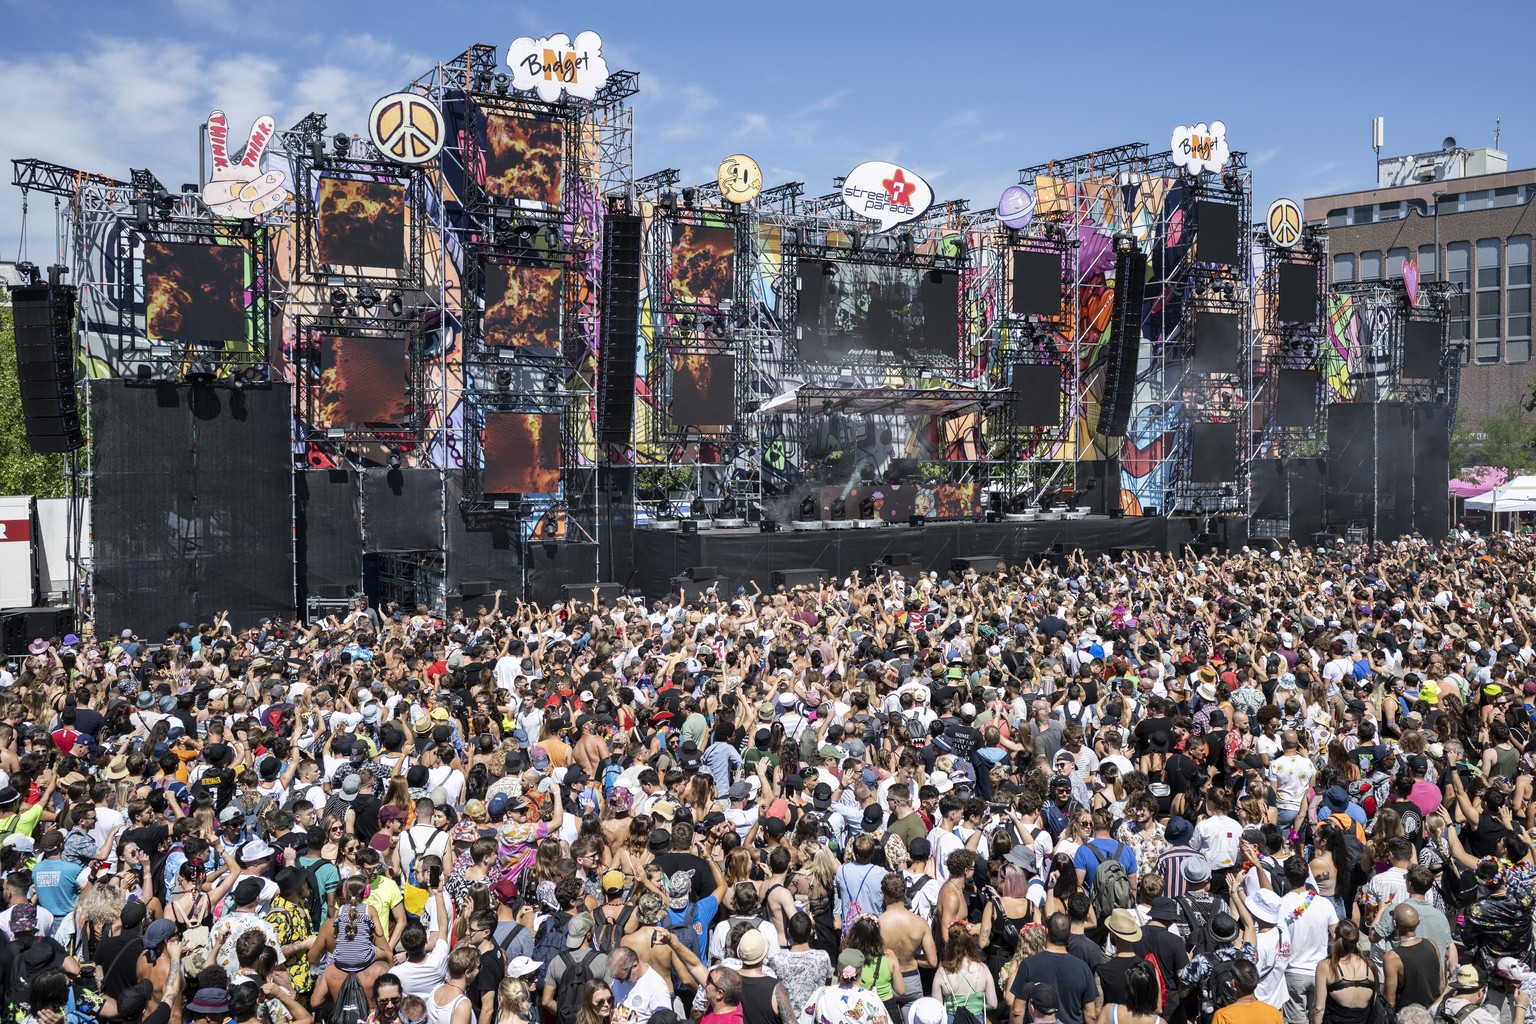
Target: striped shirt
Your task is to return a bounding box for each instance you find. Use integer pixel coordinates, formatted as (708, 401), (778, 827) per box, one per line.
(1155, 845), (1202, 900)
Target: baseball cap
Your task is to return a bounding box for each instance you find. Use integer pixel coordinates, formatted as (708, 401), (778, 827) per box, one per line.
(601, 870), (625, 894)
(1450, 964), (1485, 992)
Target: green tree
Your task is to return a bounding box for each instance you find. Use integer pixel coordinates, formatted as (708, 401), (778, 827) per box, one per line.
(0, 305), (68, 497)
(1449, 404), (1536, 479)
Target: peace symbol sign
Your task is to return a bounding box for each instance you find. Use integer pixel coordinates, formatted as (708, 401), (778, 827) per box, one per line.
(1267, 198), (1302, 249)
(369, 92), (446, 165)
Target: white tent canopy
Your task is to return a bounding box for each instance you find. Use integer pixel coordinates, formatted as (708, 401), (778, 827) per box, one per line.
(1464, 474), (1536, 511)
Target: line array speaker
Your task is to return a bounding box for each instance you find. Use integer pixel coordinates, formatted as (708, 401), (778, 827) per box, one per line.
(598, 213), (643, 450)
(1098, 242), (1146, 438)
(9, 284), (83, 453)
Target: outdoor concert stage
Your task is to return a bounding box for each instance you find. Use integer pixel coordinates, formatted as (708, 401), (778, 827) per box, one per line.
(629, 514), (1223, 600)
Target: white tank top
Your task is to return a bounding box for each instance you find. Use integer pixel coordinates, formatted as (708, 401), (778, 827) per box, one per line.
(427, 991), (469, 1024)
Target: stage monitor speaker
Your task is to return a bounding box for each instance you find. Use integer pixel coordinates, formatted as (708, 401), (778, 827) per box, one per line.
(1193, 311), (1242, 374)
(598, 213), (643, 449)
(0, 607), (75, 657)
(1275, 368), (1318, 428)
(1188, 422), (1237, 483)
(458, 580), (493, 600)
(771, 567), (829, 590)
(1010, 249), (1064, 318)
(561, 582), (624, 604)
(682, 565), (719, 581)
(881, 553), (915, 567)
(1010, 363), (1063, 427)
(952, 555), (1005, 575)
(9, 284), (82, 454)
(1277, 261), (1321, 324)
(1402, 320), (1443, 380)
(1195, 200), (1241, 266)
(1098, 241), (1146, 437)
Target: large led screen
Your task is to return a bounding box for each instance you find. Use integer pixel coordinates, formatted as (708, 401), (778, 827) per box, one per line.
(316, 336), (410, 427)
(316, 178), (407, 270)
(483, 412), (561, 494)
(795, 259), (960, 364)
(670, 353), (735, 429)
(483, 113), (563, 206)
(144, 243), (246, 341)
(482, 263), (561, 349)
(669, 224), (735, 306)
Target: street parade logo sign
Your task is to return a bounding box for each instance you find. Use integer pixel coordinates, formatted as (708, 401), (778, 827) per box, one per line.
(841, 161), (933, 232)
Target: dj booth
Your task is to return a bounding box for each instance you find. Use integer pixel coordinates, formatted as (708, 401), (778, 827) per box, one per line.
(630, 514), (1214, 600)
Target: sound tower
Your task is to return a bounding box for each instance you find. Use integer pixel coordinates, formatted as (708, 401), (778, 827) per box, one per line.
(1098, 241), (1145, 438)
(9, 283), (83, 453)
(598, 211), (643, 450)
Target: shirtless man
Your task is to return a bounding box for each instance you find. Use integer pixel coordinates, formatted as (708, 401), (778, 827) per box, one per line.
(877, 872), (937, 1020)
(936, 849), (991, 944)
(755, 846), (799, 944)
(573, 715), (610, 776)
(621, 894), (699, 995)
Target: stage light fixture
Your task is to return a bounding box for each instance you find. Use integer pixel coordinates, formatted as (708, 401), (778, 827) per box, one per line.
(388, 453), (402, 469)
(1113, 233), (1135, 255)
(329, 288), (349, 310)
(474, 71), (494, 93)
(230, 377), (244, 393)
(657, 191), (677, 215)
(681, 187), (696, 208)
(493, 73), (510, 95)
(851, 231), (863, 253)
(332, 133), (351, 157)
(155, 192), (176, 216)
(544, 372), (559, 392)
(13, 262), (38, 286)
(310, 137), (325, 167)
(797, 495), (818, 521)
(859, 495), (876, 519)
(718, 493), (738, 517)
(829, 497), (847, 521)
(821, 262), (836, 277)
(386, 291), (404, 318)
(356, 286), (379, 311)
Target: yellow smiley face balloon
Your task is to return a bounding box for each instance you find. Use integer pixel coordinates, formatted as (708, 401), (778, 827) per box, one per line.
(717, 154), (763, 204)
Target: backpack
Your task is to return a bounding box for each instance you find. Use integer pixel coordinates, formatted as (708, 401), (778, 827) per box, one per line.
(1087, 841), (1133, 921)
(1178, 894), (1225, 956)
(903, 874), (933, 913)
(1142, 951), (1170, 1013)
(301, 858), (333, 928)
(243, 789), (277, 833)
(495, 923), (527, 977)
(665, 902), (701, 953)
(552, 950), (600, 1024)
(1198, 956), (1242, 1024)
(1434, 1003), (1478, 1024)
(329, 967), (369, 1024)
(840, 864), (879, 938)
(531, 912), (572, 988)
(590, 904), (633, 954)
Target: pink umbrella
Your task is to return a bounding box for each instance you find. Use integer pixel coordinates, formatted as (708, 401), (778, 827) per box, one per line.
(1449, 465), (1511, 498)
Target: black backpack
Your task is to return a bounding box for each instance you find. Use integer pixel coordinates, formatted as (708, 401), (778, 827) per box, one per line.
(1178, 894), (1225, 955)
(301, 858), (333, 929)
(903, 874), (933, 912)
(1198, 955), (1242, 1024)
(590, 905), (633, 954)
(531, 912), (572, 988)
(330, 966), (369, 1024)
(553, 950), (599, 1024)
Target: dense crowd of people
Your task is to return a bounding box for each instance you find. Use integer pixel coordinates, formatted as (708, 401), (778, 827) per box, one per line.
(3, 532), (1536, 1024)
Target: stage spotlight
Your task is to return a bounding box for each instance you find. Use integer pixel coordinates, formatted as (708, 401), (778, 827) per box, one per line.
(829, 497), (847, 521)
(821, 262), (836, 277)
(356, 286), (379, 311)
(544, 372), (559, 392)
(797, 495), (818, 521)
(1007, 493), (1031, 514)
(388, 453), (402, 469)
(681, 187), (696, 208)
(657, 191), (677, 215)
(495, 369), (512, 392)
(718, 493), (738, 516)
(473, 71), (494, 93)
(155, 192), (176, 216)
(329, 288), (349, 311)
(332, 133), (351, 157)
(858, 495), (875, 519)
(386, 291), (404, 318)
(493, 73), (510, 95)
(230, 376), (244, 393)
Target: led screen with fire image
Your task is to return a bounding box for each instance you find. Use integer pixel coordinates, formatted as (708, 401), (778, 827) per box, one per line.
(669, 353), (735, 430)
(669, 224), (734, 306)
(144, 242), (247, 341)
(482, 263), (561, 349)
(483, 113), (563, 206)
(314, 336), (410, 428)
(316, 178), (407, 270)
(482, 412), (561, 494)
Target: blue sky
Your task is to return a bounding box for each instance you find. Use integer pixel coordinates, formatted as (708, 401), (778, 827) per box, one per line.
(1, 0), (1530, 262)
